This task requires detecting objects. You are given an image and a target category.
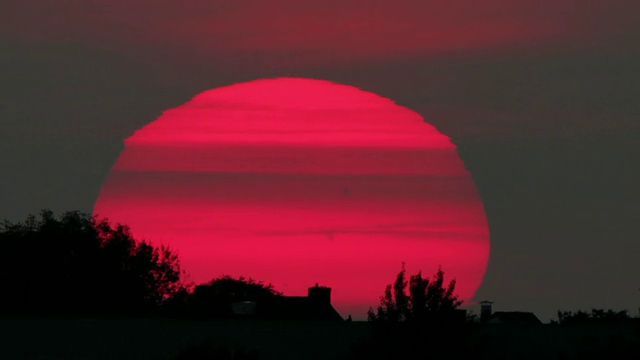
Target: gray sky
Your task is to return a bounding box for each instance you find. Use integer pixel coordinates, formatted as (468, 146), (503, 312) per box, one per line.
(1, 0), (639, 321)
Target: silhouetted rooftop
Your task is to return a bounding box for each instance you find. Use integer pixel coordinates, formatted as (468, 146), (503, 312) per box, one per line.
(257, 296), (343, 321)
(487, 311), (542, 325)
(231, 285), (343, 321)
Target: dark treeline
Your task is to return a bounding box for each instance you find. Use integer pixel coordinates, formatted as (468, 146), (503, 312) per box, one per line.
(0, 210), (285, 318)
(2, 209), (638, 322)
(3, 210), (640, 359)
(556, 309), (636, 325)
(0, 210), (183, 317)
(0, 209), (462, 322)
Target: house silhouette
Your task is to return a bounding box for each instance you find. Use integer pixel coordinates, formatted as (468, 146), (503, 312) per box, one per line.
(231, 284), (343, 321)
(486, 311), (542, 325)
(480, 301), (541, 325)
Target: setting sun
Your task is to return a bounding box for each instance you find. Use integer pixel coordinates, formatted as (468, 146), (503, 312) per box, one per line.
(93, 77), (490, 317)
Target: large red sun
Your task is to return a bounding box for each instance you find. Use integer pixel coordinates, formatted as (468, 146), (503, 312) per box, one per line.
(93, 78), (490, 318)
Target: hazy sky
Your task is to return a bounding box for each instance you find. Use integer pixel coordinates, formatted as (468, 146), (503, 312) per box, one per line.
(1, 0), (639, 321)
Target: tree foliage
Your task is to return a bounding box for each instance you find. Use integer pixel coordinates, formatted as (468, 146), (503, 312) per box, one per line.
(198, 275), (282, 302)
(0, 210), (184, 316)
(368, 265), (462, 323)
(181, 275), (282, 318)
(557, 308), (633, 325)
(352, 266), (473, 360)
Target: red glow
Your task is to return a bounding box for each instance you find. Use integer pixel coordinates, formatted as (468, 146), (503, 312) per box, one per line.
(93, 78), (490, 317)
(5, 1), (634, 66)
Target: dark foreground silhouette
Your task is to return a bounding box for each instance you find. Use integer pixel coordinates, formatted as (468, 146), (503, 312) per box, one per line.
(2, 210), (640, 359)
(0, 210), (183, 317)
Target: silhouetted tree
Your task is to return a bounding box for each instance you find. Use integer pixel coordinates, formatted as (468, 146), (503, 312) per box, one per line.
(353, 266), (472, 360)
(199, 275), (282, 301)
(557, 308), (633, 325)
(184, 275), (282, 318)
(0, 210), (184, 317)
(554, 310), (640, 359)
(368, 265), (462, 323)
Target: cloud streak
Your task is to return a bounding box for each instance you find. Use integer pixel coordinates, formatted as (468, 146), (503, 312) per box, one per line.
(3, 0), (637, 66)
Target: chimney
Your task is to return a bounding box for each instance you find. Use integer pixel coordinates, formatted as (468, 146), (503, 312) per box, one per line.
(308, 284), (331, 305)
(480, 300), (493, 322)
